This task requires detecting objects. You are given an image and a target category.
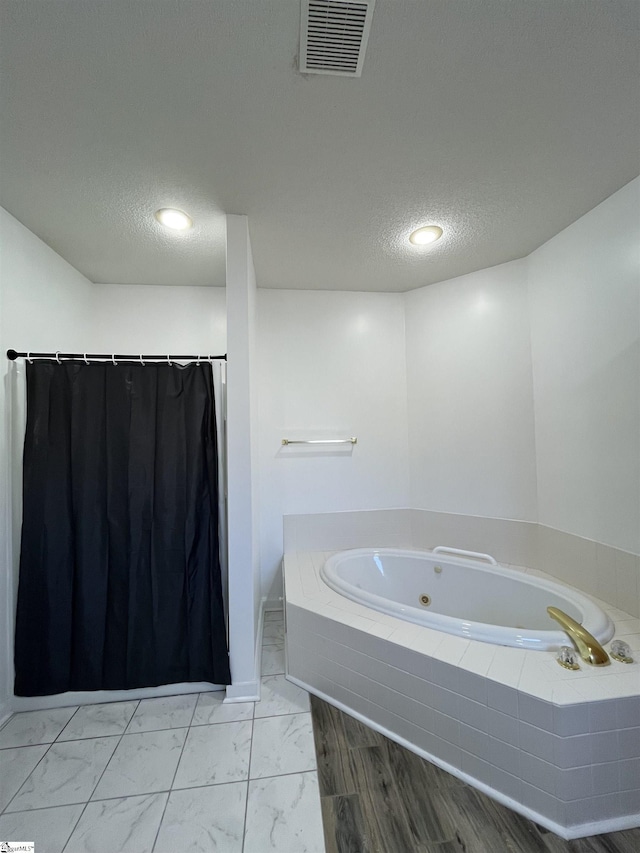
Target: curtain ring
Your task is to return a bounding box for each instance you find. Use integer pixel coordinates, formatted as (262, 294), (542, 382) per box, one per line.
(139, 354), (145, 366)
(26, 352), (33, 364)
(55, 351), (62, 364)
(84, 353), (90, 365)
(112, 354), (117, 366)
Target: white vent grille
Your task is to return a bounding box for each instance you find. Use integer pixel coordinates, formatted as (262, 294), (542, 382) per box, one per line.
(299, 0), (376, 77)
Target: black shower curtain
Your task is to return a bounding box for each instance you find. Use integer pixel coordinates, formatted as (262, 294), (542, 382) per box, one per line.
(14, 359), (231, 696)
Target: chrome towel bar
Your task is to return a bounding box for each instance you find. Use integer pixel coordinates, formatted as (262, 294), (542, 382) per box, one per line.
(281, 437), (357, 446)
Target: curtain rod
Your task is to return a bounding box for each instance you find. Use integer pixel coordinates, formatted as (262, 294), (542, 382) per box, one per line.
(7, 349), (227, 363)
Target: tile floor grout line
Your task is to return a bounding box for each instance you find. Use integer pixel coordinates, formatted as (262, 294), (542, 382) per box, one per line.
(241, 695), (259, 853)
(1, 738), (57, 816)
(150, 694), (200, 853)
(241, 627), (270, 853)
(59, 699), (141, 853)
(1, 704), (90, 815)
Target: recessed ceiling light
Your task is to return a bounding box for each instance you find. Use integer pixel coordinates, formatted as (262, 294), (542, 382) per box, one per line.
(409, 225), (443, 246)
(155, 208), (193, 231)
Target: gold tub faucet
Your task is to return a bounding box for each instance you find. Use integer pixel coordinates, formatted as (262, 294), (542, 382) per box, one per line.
(547, 606), (610, 666)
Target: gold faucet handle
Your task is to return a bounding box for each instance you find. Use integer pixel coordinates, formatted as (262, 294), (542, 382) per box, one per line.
(547, 606), (610, 667)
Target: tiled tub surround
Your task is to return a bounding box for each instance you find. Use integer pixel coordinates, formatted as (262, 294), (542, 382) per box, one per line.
(284, 550), (640, 840)
(283, 509), (640, 619)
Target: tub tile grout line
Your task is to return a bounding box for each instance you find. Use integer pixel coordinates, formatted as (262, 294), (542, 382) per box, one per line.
(150, 691), (201, 853)
(59, 698), (142, 853)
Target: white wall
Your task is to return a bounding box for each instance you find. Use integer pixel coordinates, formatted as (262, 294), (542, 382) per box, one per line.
(257, 290), (410, 599)
(0, 207), (228, 716)
(89, 284), (226, 353)
(529, 177), (640, 555)
(405, 259), (538, 522)
(0, 207), (96, 720)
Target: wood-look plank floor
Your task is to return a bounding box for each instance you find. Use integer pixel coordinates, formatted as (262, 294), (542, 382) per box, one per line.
(309, 695), (640, 853)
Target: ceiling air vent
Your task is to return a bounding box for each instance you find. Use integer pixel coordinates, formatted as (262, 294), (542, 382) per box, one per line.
(299, 0), (376, 77)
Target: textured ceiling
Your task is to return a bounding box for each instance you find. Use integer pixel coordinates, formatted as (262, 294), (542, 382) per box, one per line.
(0, 0), (638, 291)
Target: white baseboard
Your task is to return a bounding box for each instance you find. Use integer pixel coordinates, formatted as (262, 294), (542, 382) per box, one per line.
(224, 681), (260, 703)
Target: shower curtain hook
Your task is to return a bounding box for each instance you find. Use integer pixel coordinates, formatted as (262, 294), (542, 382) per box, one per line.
(112, 354), (117, 366)
(55, 351), (62, 364)
(167, 353), (172, 367)
(26, 352), (33, 364)
(196, 354), (201, 365)
(84, 353), (89, 365)
(208, 354), (212, 362)
(139, 354), (145, 366)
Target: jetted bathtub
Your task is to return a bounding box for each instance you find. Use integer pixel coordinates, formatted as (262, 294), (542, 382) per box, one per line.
(320, 546), (614, 650)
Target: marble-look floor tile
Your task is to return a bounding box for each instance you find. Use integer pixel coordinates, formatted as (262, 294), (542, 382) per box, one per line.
(265, 610), (284, 621)
(92, 728), (187, 800)
(0, 804), (84, 853)
(7, 736), (119, 811)
(173, 720), (252, 789)
(250, 713), (317, 779)
(0, 744), (48, 811)
(255, 674), (310, 718)
(125, 693), (197, 733)
(262, 620), (285, 644)
(191, 691), (254, 726)
(261, 642), (285, 676)
(65, 792), (168, 853)
(0, 707), (78, 748)
(244, 771), (325, 853)
(58, 700), (138, 741)
(155, 782), (247, 853)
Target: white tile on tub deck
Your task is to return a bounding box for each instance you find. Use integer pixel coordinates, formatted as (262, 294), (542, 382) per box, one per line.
(125, 693), (197, 733)
(92, 728), (186, 800)
(154, 782), (247, 853)
(244, 771), (324, 853)
(7, 736), (119, 811)
(57, 700), (138, 740)
(250, 713), (316, 779)
(0, 744), (48, 811)
(173, 720), (252, 789)
(64, 792), (167, 853)
(0, 804), (84, 853)
(191, 691), (254, 725)
(255, 674), (310, 718)
(0, 706), (78, 748)
(458, 642), (495, 678)
(485, 646), (526, 690)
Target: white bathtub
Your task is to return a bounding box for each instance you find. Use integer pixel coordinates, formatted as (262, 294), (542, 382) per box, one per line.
(320, 547), (614, 650)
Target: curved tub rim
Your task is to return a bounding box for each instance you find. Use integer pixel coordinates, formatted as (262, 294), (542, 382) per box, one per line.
(320, 547), (615, 650)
